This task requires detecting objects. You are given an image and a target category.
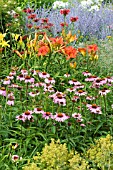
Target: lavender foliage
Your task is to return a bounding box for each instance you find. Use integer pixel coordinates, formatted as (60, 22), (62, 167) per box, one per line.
(26, 1), (113, 39)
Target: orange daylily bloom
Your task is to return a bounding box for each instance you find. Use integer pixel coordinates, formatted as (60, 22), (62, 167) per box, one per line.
(78, 47), (86, 56)
(50, 37), (64, 46)
(63, 46), (78, 60)
(87, 44), (98, 60)
(87, 44), (98, 54)
(37, 45), (50, 56)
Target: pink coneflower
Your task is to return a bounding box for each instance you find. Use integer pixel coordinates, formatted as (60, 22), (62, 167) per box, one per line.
(86, 96), (95, 101)
(7, 74), (14, 80)
(34, 82), (45, 87)
(66, 87), (76, 93)
(24, 76), (34, 83)
(64, 73), (70, 78)
(38, 72), (50, 79)
(75, 90), (87, 96)
(42, 112), (53, 120)
(12, 155), (19, 162)
(0, 87), (6, 96)
(85, 75), (98, 82)
(72, 113), (82, 119)
(3, 78), (11, 85)
(49, 92), (66, 99)
(106, 76), (113, 83)
(7, 100), (14, 106)
(29, 91), (40, 97)
(82, 71), (92, 77)
(9, 71), (16, 76)
(86, 104), (102, 114)
(74, 84), (84, 89)
(45, 77), (55, 84)
(22, 110), (33, 120)
(53, 93), (66, 106)
(21, 69), (28, 76)
(7, 95), (15, 106)
(44, 86), (55, 93)
(9, 84), (19, 88)
(16, 114), (26, 122)
(53, 113), (69, 122)
(33, 108), (44, 114)
(17, 74), (25, 81)
(72, 95), (79, 102)
(30, 69), (38, 76)
(53, 95), (66, 106)
(69, 79), (81, 86)
(80, 124), (86, 127)
(93, 78), (107, 86)
(99, 88), (110, 96)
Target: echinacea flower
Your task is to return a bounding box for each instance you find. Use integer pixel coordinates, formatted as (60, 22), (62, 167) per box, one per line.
(82, 71), (92, 76)
(72, 95), (79, 102)
(53, 113), (69, 122)
(22, 110), (33, 120)
(16, 115), (26, 122)
(21, 69), (28, 76)
(17, 74), (25, 81)
(99, 88), (110, 96)
(38, 72), (50, 79)
(7, 74), (14, 80)
(0, 87), (6, 96)
(42, 112), (53, 120)
(3, 78), (11, 85)
(66, 87), (76, 93)
(64, 73), (70, 77)
(33, 108), (44, 114)
(86, 104), (102, 114)
(45, 77), (55, 84)
(53, 95), (66, 106)
(72, 113), (82, 119)
(86, 96), (95, 101)
(75, 90), (87, 96)
(12, 155), (19, 162)
(7, 95), (15, 106)
(29, 91), (40, 97)
(69, 79), (81, 85)
(24, 76), (34, 83)
(85, 75), (98, 82)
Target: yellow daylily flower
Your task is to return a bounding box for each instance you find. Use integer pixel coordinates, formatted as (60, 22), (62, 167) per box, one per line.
(0, 33), (6, 41)
(70, 62), (77, 68)
(15, 34), (20, 41)
(0, 40), (10, 47)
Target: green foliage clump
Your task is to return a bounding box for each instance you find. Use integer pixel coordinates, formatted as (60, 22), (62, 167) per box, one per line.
(23, 135), (113, 170)
(23, 138), (88, 170)
(86, 134), (113, 170)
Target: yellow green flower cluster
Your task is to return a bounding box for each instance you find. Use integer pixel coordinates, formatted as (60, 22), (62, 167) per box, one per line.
(23, 135), (113, 170)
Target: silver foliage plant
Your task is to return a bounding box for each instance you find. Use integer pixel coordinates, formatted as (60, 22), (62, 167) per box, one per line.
(27, 0), (113, 39)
